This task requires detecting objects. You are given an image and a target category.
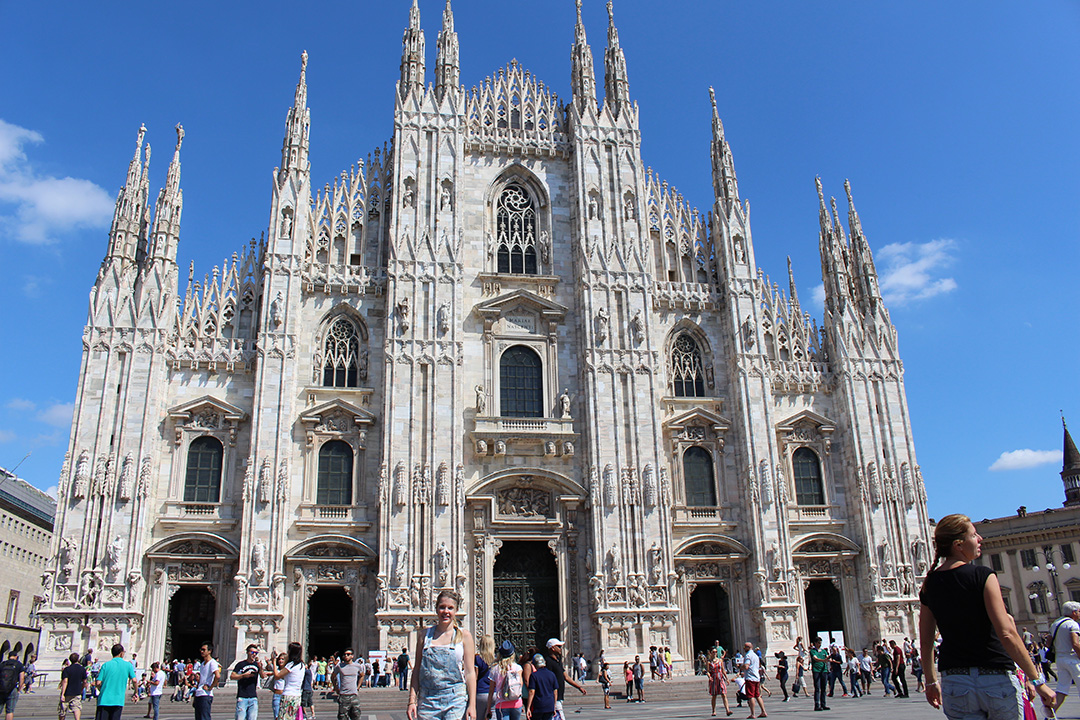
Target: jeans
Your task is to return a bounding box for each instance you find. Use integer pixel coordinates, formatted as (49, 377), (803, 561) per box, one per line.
(828, 667), (847, 695)
(881, 666), (895, 695)
(812, 670), (828, 709)
(941, 670), (1023, 720)
(271, 695), (282, 720)
(234, 697), (258, 720)
(398, 669), (408, 691)
(193, 695), (213, 720)
(495, 708), (521, 720)
(849, 671), (862, 696)
(150, 695), (161, 720)
(894, 663), (909, 696)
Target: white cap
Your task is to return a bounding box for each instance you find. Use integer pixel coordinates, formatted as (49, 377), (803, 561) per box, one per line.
(546, 638), (565, 649)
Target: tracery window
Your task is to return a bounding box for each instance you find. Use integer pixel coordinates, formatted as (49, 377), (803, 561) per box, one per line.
(683, 446), (716, 506)
(671, 334), (706, 397)
(322, 317), (360, 388)
(316, 440), (353, 506)
(496, 184), (538, 275)
(792, 447), (825, 505)
(184, 436), (223, 503)
(500, 345), (542, 418)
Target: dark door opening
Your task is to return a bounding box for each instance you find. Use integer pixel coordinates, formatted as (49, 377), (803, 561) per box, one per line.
(166, 586), (216, 662)
(689, 584), (732, 656)
(805, 579), (844, 641)
(492, 541), (559, 653)
(308, 587), (353, 659)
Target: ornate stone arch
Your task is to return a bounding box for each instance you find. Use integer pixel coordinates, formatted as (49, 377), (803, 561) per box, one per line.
(313, 304), (370, 387)
(663, 321), (716, 397)
(145, 532), (240, 561)
(486, 165), (551, 275)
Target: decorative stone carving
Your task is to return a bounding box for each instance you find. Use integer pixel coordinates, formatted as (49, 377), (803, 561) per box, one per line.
(58, 536), (77, 583)
(117, 453), (134, 501)
(558, 389), (571, 419)
(125, 571), (143, 607)
(759, 460), (773, 505)
(746, 464), (759, 505)
(595, 307), (609, 345)
(251, 540), (267, 585)
(270, 291), (284, 328)
(72, 451), (90, 499)
(433, 543), (451, 587)
(413, 464), (430, 505)
(642, 464), (656, 509)
(103, 536), (124, 583)
(648, 542), (663, 585)
(393, 461), (407, 506)
(392, 542), (409, 587)
(436, 462), (450, 506)
(475, 385), (486, 415)
(271, 574), (285, 610)
(629, 575), (646, 606)
(867, 462), (882, 505)
(235, 576), (248, 610)
(900, 462), (914, 506)
(911, 537), (928, 575)
(277, 459), (290, 502)
(258, 458), (272, 504)
(878, 540), (895, 578)
(629, 310), (644, 345)
(589, 575), (604, 610)
(397, 297), (410, 333)
(603, 464), (616, 508)
(606, 544), (622, 586)
(437, 302), (451, 335)
(623, 466), (640, 506)
(496, 486), (553, 518)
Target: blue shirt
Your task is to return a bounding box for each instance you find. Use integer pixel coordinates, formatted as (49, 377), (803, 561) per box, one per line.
(527, 667), (558, 714)
(97, 658), (136, 706)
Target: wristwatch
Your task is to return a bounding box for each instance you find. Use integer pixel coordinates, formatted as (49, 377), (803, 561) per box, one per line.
(1032, 676), (1046, 688)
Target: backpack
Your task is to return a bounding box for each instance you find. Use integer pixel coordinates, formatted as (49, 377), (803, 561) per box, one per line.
(496, 665), (523, 702)
(0, 661), (18, 695)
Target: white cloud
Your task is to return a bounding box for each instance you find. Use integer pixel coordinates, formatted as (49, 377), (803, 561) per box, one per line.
(43, 485), (58, 499)
(37, 402), (74, 428)
(0, 430), (14, 443)
(0, 119), (114, 245)
(22, 274), (48, 298)
(5, 398), (36, 411)
(810, 284), (825, 312)
(876, 239), (958, 305)
(988, 449), (1063, 472)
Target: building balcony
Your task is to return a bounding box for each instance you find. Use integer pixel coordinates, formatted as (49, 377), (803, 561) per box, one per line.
(472, 416), (577, 459)
(158, 502), (238, 531)
(294, 504), (373, 532)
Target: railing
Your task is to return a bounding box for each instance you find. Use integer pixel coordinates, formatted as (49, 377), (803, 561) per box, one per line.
(791, 505), (830, 520)
(316, 506), (349, 519)
(673, 506), (724, 523)
(180, 503), (217, 516)
(474, 417), (575, 435)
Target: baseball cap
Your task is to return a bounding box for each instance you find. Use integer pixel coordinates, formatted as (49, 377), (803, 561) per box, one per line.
(546, 638), (564, 649)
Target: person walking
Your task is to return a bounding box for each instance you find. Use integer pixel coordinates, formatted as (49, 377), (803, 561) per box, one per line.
(524, 655), (558, 720)
(706, 647), (731, 717)
(95, 644), (137, 720)
(739, 642), (767, 719)
(146, 663), (166, 720)
(809, 637), (829, 712)
(919, 513), (1056, 719)
(269, 644), (306, 720)
(228, 645), (263, 720)
(792, 654), (809, 698)
(484, 641), (524, 720)
(0, 650), (25, 720)
(1045, 601), (1080, 719)
(192, 644), (220, 720)
(330, 650), (362, 720)
(58, 653), (86, 720)
(406, 589), (477, 720)
(844, 650), (861, 698)
(826, 646), (847, 698)
(774, 651), (789, 702)
(875, 644), (895, 697)
(540, 638), (586, 719)
(396, 649), (410, 692)
(888, 640), (909, 698)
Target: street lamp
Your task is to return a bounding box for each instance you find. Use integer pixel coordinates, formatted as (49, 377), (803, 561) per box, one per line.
(1032, 548), (1072, 617)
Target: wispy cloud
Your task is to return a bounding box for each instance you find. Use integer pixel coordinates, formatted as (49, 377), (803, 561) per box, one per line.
(22, 275), (48, 297)
(0, 430), (15, 443)
(0, 119), (114, 245)
(43, 485), (58, 499)
(810, 284), (825, 312)
(37, 402), (74, 428)
(5, 398), (36, 412)
(989, 449), (1063, 472)
(876, 239), (958, 305)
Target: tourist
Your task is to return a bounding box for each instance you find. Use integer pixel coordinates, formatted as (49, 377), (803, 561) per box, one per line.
(524, 655), (557, 720)
(919, 513), (1055, 718)
(146, 663), (166, 720)
(1037, 640), (1057, 682)
(774, 651), (789, 702)
(1045, 601), (1080, 718)
(826, 645), (847, 697)
(270, 655), (286, 720)
(631, 655), (645, 703)
(622, 662), (632, 703)
(396, 649), (410, 691)
(843, 650), (861, 698)
(228, 645), (263, 720)
(192, 643), (220, 720)
(333, 650), (362, 720)
(649, 646), (659, 681)
(96, 644), (137, 720)
(299, 660), (315, 720)
(706, 647), (731, 717)
(597, 661), (611, 711)
(809, 637), (829, 711)
(58, 653), (86, 720)
(888, 640), (909, 698)
(858, 649), (873, 695)
(739, 642), (767, 719)
(21, 658), (34, 694)
(0, 651), (24, 720)
(484, 641), (524, 720)
(540, 637), (585, 719)
(406, 589), (477, 720)
(791, 653), (809, 698)
(910, 648), (924, 693)
(269, 644), (306, 720)
(475, 635), (495, 706)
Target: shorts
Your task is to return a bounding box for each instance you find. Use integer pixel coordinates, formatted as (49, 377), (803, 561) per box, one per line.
(744, 680), (761, 698)
(0, 692), (17, 714)
(59, 696), (82, 719)
(1056, 658), (1080, 696)
(301, 689), (314, 708)
(633, 677), (643, 690)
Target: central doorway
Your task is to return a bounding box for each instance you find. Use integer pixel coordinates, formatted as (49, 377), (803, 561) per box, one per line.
(805, 579), (844, 641)
(689, 584), (732, 656)
(308, 587), (353, 659)
(165, 586), (216, 661)
(492, 541), (559, 653)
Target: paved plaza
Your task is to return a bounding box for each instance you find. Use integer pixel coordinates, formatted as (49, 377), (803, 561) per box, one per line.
(9, 676), (1080, 720)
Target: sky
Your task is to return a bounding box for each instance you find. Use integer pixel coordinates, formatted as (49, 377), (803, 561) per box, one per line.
(0, 1), (1077, 522)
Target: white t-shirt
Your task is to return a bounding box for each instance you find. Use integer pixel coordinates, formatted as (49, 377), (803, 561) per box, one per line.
(743, 652), (761, 682)
(194, 659), (220, 697)
(859, 655), (873, 672)
(282, 662), (306, 695)
(1052, 617), (1080, 661)
(150, 669), (167, 696)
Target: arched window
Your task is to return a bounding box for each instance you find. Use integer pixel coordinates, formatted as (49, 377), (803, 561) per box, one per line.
(683, 447), (716, 506)
(792, 447), (825, 505)
(317, 440), (353, 506)
(322, 317), (361, 388)
(495, 184), (538, 275)
(184, 436), (223, 503)
(671, 334), (706, 397)
(500, 345), (542, 417)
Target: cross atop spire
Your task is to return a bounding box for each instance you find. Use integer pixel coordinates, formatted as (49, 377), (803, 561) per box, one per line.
(434, 0), (460, 101)
(399, 0), (426, 100)
(571, 0), (597, 111)
(103, 123), (152, 268)
(709, 87), (739, 203)
(603, 0), (631, 118)
(147, 123), (185, 265)
(280, 51), (311, 179)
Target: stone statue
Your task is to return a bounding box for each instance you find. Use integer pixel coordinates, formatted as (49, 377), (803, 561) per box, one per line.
(624, 196), (636, 221)
(596, 307), (610, 345)
(251, 540), (267, 585)
(475, 439), (488, 455)
(647, 543), (663, 586)
(629, 575), (646, 606)
(392, 543), (409, 587)
(104, 536), (124, 583)
(409, 578), (420, 609)
(911, 537), (928, 574)
(607, 544), (622, 586)
(271, 574), (285, 610)
(397, 298), (410, 333)
(376, 575), (387, 610)
(58, 536), (77, 583)
(475, 385), (486, 415)
(878, 541), (894, 577)
(733, 235), (746, 263)
(588, 195), (598, 220)
(440, 185), (452, 211)
(72, 451), (90, 499)
(270, 292), (284, 328)
(437, 302), (450, 335)
(293, 566), (304, 587)
(402, 185), (414, 208)
(558, 389), (571, 419)
(235, 576), (248, 610)
(433, 543), (451, 587)
(40, 571), (53, 603)
(769, 541), (783, 580)
(589, 575), (604, 610)
(629, 310), (644, 345)
(281, 212), (292, 238)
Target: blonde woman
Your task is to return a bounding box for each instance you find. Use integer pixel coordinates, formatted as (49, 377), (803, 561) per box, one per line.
(484, 641), (524, 720)
(268, 643), (306, 720)
(407, 590), (477, 720)
(475, 635), (496, 705)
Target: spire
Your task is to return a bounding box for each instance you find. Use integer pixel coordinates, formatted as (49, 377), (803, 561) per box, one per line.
(147, 124), (184, 265)
(709, 87), (739, 203)
(816, 177), (830, 233)
(104, 124), (151, 266)
(787, 256), (801, 314)
(845, 178), (864, 241)
(844, 180), (882, 307)
(571, 0), (597, 111)
(434, 0), (459, 101)
(1063, 417), (1080, 506)
(399, 0), (426, 100)
(603, 0), (631, 117)
(280, 51), (311, 179)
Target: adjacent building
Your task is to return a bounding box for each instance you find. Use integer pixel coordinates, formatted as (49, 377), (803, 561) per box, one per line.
(39, 2), (932, 669)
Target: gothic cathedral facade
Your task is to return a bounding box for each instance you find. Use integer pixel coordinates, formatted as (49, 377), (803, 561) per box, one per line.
(39, 2), (932, 667)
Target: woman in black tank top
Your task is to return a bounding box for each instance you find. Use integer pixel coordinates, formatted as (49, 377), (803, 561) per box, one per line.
(918, 514), (1055, 718)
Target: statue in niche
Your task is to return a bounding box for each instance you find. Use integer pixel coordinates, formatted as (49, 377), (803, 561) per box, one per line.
(878, 541), (895, 578)
(402, 185), (414, 208)
(588, 195), (598, 220)
(624, 196), (635, 221)
(392, 543), (409, 587)
(433, 543), (451, 587)
(648, 543), (663, 586)
(589, 575), (604, 610)
(375, 576), (387, 610)
(270, 292), (284, 328)
(397, 298), (410, 333)
(768, 541), (783, 580)
(596, 307), (610, 345)
(629, 575), (646, 606)
(475, 385), (486, 415)
(271, 574), (285, 610)
(235, 576), (248, 610)
(733, 235), (746, 263)
(911, 537), (928, 574)
(358, 348), (369, 381)
(437, 302), (451, 335)
(440, 184), (452, 212)
(251, 540), (267, 585)
(103, 536), (124, 583)
(281, 212), (292, 238)
(629, 310), (644, 345)
(607, 544), (622, 586)
(125, 571), (142, 607)
(558, 389), (571, 419)
(58, 536), (77, 583)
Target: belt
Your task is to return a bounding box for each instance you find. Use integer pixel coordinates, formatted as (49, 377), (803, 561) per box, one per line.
(942, 667), (1012, 676)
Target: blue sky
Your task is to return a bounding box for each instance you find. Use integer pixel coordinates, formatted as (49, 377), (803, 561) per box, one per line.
(0, 1), (1077, 522)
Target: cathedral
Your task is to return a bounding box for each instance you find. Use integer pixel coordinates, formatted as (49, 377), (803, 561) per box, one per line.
(39, 1), (933, 669)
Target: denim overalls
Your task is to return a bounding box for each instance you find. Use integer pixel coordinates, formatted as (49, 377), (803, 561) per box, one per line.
(417, 627), (467, 720)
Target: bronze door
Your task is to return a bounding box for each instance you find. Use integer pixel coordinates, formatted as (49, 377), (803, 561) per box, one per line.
(492, 541), (559, 653)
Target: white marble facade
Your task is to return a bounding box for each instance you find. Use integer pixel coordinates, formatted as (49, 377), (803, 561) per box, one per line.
(39, 1), (932, 670)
